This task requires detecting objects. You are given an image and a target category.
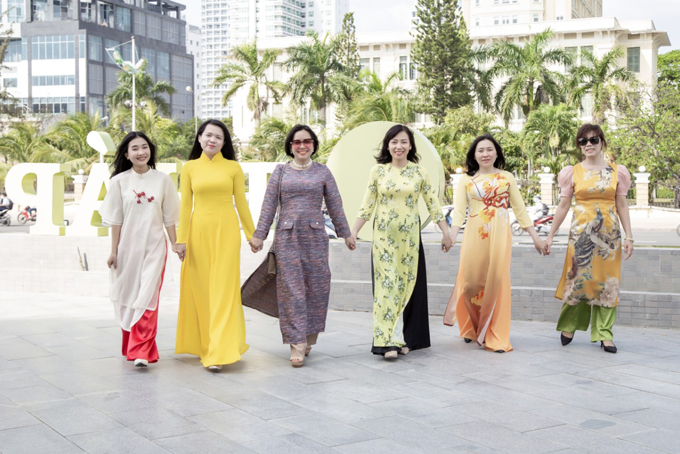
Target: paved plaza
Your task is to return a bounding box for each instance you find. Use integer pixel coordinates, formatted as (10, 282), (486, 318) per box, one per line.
(1, 291), (680, 454)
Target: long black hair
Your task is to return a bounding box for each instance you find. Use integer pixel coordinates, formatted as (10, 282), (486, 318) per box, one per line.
(465, 134), (506, 176)
(188, 119), (236, 161)
(111, 131), (157, 177)
(284, 124), (320, 158)
(375, 124), (419, 164)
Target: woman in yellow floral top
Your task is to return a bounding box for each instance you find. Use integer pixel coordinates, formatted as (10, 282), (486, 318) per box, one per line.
(351, 125), (453, 360)
(546, 124), (633, 354)
(443, 135), (546, 353)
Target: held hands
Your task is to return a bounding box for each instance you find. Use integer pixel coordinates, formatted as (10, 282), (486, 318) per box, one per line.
(345, 235), (356, 251)
(249, 237), (264, 253)
(174, 243), (186, 262)
(544, 236), (554, 255)
(441, 234), (454, 253)
(106, 253), (117, 269)
(533, 237), (547, 256)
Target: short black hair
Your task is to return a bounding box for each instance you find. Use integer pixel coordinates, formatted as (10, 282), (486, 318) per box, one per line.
(111, 132), (157, 177)
(465, 134), (506, 176)
(576, 123), (607, 149)
(284, 124), (319, 158)
(189, 119), (236, 161)
(375, 124), (419, 164)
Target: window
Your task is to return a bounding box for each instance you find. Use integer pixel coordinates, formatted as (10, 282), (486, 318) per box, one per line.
(89, 36), (102, 62)
(8, 0), (24, 22)
(134, 11), (146, 36)
(502, 16), (509, 24)
(493, 16), (499, 25)
(80, 1), (95, 22)
(3, 78), (18, 88)
(53, 0), (71, 19)
(116, 7), (131, 32)
(533, 14), (539, 22)
(409, 62), (417, 80)
(475, 18), (480, 26)
(475, 0), (480, 5)
(565, 46), (577, 69)
(99, 2), (115, 28)
(162, 19), (180, 45)
(512, 16), (518, 23)
(105, 39), (120, 64)
(372, 57), (380, 77)
(399, 56), (408, 79)
(627, 47), (640, 72)
(556, 15), (564, 20)
(5, 39), (26, 62)
(32, 97), (76, 114)
(157, 52), (170, 80)
(31, 75), (75, 86)
(32, 0), (48, 21)
(142, 48), (156, 78)
(89, 97), (104, 116)
(32, 35), (75, 60)
(359, 58), (369, 71)
(147, 15), (161, 40)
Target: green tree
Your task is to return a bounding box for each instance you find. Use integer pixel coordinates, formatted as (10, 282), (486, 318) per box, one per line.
(610, 83), (680, 207)
(337, 13), (360, 79)
(658, 50), (680, 87)
(212, 41), (284, 124)
(343, 71), (415, 131)
(284, 31), (350, 128)
(522, 104), (580, 176)
(486, 29), (572, 124)
(411, 0), (473, 123)
(566, 47), (633, 124)
(105, 60), (176, 116)
(247, 117), (295, 162)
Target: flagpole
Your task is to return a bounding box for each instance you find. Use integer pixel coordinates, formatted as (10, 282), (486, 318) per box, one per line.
(131, 36), (136, 131)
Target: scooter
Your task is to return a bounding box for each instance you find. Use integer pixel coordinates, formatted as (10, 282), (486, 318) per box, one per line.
(0, 210), (11, 226)
(17, 206), (37, 224)
(511, 214), (554, 236)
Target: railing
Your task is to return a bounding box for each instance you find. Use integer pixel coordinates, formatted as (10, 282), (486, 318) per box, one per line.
(650, 181), (680, 209)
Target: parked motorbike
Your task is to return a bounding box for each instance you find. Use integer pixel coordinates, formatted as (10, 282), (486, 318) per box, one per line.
(0, 210), (10, 226)
(511, 214), (554, 236)
(17, 206), (37, 224)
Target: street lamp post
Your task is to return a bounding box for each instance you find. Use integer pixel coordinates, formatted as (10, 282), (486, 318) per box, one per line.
(106, 37), (144, 131)
(186, 86), (197, 134)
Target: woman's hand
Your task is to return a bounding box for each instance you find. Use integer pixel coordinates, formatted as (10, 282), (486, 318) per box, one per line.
(441, 234), (453, 253)
(624, 238), (634, 260)
(174, 243), (186, 262)
(545, 236), (554, 255)
(533, 238), (547, 256)
(106, 253), (117, 269)
(249, 237), (264, 253)
(345, 236), (356, 251)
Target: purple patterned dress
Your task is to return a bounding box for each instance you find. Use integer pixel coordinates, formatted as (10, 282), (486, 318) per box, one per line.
(253, 162), (351, 344)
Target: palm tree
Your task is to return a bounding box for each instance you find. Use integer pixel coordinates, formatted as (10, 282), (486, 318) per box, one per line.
(565, 47), (633, 124)
(522, 104), (580, 176)
(485, 30), (573, 124)
(284, 31), (348, 128)
(0, 122), (52, 164)
(343, 71), (415, 130)
(247, 117), (295, 162)
(212, 41), (284, 124)
(106, 60), (176, 116)
(30, 113), (105, 172)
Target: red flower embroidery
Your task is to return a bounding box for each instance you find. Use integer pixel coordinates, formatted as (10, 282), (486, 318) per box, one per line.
(133, 190), (154, 204)
(147, 196), (155, 203)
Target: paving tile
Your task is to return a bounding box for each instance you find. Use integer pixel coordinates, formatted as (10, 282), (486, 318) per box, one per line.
(269, 413), (376, 447)
(0, 405), (40, 430)
(39, 370), (119, 395)
(452, 401), (564, 433)
(108, 406), (204, 440)
(333, 438), (420, 454)
(189, 409), (291, 444)
(68, 427), (171, 454)
(2, 383), (72, 405)
(0, 424), (84, 454)
(530, 424), (666, 454)
(616, 408), (680, 431)
(351, 415), (467, 451)
(621, 428), (680, 454)
(442, 421), (568, 454)
(241, 433), (337, 454)
(76, 390), (155, 414)
(227, 390), (309, 420)
(530, 404), (654, 437)
(0, 341), (52, 360)
(26, 398), (123, 436)
(146, 387), (234, 417)
(156, 431), (255, 454)
(21, 332), (79, 349)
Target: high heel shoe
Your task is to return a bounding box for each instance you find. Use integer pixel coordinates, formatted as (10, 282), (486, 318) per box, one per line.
(464, 338), (472, 343)
(560, 332), (574, 346)
(600, 341), (617, 354)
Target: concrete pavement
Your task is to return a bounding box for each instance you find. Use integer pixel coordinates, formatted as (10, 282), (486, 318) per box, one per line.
(1, 291), (680, 454)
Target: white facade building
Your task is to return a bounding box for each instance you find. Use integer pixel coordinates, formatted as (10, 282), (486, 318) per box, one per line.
(461, 0), (603, 27)
(187, 24), (202, 118)
(200, 0), (349, 121)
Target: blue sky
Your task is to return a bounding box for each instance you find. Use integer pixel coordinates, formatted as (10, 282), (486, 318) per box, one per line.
(177, 0), (677, 53)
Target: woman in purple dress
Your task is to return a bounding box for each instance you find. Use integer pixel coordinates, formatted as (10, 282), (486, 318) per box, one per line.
(249, 125), (354, 367)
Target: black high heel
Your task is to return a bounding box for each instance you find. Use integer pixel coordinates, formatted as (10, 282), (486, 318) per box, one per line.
(600, 341), (617, 354)
(464, 338), (472, 343)
(560, 332), (574, 346)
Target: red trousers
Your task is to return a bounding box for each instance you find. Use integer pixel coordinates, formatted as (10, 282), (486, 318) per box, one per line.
(121, 306), (159, 363)
(121, 249), (167, 363)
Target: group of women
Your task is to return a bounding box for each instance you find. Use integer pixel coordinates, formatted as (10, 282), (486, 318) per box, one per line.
(99, 119), (633, 370)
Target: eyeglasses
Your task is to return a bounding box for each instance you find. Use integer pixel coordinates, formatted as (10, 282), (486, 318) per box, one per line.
(577, 136), (601, 146)
(291, 139), (314, 147)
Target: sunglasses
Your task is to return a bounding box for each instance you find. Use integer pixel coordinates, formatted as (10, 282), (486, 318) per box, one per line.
(291, 139), (314, 147)
(577, 136), (601, 146)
